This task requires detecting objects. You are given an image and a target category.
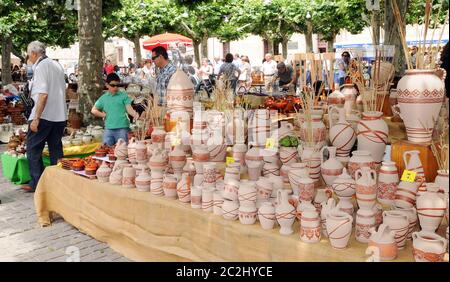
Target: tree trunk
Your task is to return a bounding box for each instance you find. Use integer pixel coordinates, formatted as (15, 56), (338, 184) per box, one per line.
(222, 41), (230, 58)
(193, 40), (201, 67)
(133, 36), (142, 65)
(273, 40), (280, 56)
(267, 38), (274, 55)
(78, 0), (104, 125)
(281, 38), (288, 60)
(1, 36), (13, 85)
(263, 39), (269, 56)
(327, 34), (336, 52)
(384, 0), (409, 77)
(372, 10), (381, 45)
(201, 33), (208, 61)
(305, 21), (313, 53)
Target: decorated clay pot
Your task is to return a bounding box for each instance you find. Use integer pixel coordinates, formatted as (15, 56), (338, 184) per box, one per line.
(328, 106), (356, 164)
(320, 198), (336, 238)
(355, 167), (377, 209)
(96, 161), (112, 183)
(238, 180), (257, 207)
(416, 184), (446, 232)
(299, 110), (326, 148)
(135, 140), (148, 164)
(222, 199), (239, 221)
(183, 158), (196, 180)
(232, 143), (247, 166)
(162, 174), (178, 199)
(169, 145), (187, 174)
(261, 148), (279, 164)
(328, 90), (345, 107)
(248, 109), (272, 147)
(148, 148), (168, 172)
(203, 162), (218, 188)
(332, 168), (356, 198)
(341, 84), (358, 116)
(223, 178), (239, 201)
(213, 190), (224, 215)
(326, 210), (353, 250)
(348, 150), (376, 178)
(434, 170), (449, 194)
(191, 186), (202, 209)
(176, 173), (191, 203)
(392, 205), (418, 240)
(300, 208), (321, 244)
(357, 111), (388, 164)
(114, 138), (128, 160)
(288, 162), (309, 195)
(192, 146), (210, 174)
(208, 140), (227, 162)
(258, 202), (276, 230)
(224, 163), (241, 183)
(412, 231), (447, 262)
(377, 161), (399, 206)
(368, 224), (398, 261)
(298, 145), (321, 183)
(320, 146), (344, 187)
(135, 169), (151, 192)
(394, 180), (420, 209)
(151, 126), (166, 149)
(313, 188), (333, 214)
(382, 210), (409, 250)
(122, 167), (136, 188)
(201, 187), (215, 212)
(166, 68), (194, 114)
(394, 69), (445, 143)
(336, 196), (354, 218)
(262, 162), (280, 177)
(150, 170), (164, 196)
(298, 177), (315, 204)
(279, 146), (299, 165)
(239, 204), (257, 225)
(256, 178), (273, 201)
(127, 137), (137, 164)
(355, 209), (376, 243)
(275, 189), (296, 235)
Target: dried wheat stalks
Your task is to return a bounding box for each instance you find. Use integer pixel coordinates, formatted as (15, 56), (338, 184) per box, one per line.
(391, 0), (413, 70)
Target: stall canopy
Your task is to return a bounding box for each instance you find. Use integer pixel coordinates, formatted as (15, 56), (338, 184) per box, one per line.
(142, 33), (193, 51)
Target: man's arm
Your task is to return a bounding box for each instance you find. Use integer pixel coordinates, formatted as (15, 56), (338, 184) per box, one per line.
(91, 105), (106, 118)
(125, 104), (140, 120)
(30, 93), (48, 132)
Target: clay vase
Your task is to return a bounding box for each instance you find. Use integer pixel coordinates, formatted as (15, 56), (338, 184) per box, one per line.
(201, 187), (215, 212)
(150, 170), (164, 196)
(382, 210), (409, 250)
(192, 146), (210, 174)
(328, 90), (345, 107)
(256, 178), (273, 201)
(394, 180), (421, 209)
(275, 189), (296, 235)
(320, 146), (344, 187)
(300, 208), (321, 244)
(279, 146), (299, 165)
(332, 168), (356, 198)
(222, 199), (239, 221)
(247, 161), (263, 181)
(148, 148), (168, 172)
(135, 140), (148, 164)
(328, 106), (356, 164)
(114, 138), (128, 160)
(288, 162), (309, 195)
(258, 202), (276, 230)
(326, 210), (354, 250)
(368, 224), (398, 261)
(394, 69), (445, 143)
(392, 206), (418, 240)
(183, 158), (196, 180)
(299, 110), (326, 148)
(213, 190), (224, 215)
(176, 173), (191, 203)
(239, 204), (257, 225)
(127, 137), (137, 164)
(109, 167), (123, 185)
(135, 169), (151, 192)
(348, 150), (376, 179)
(232, 143), (247, 166)
(166, 68), (194, 115)
(261, 148), (279, 164)
(151, 126), (166, 150)
(355, 209), (376, 243)
(162, 174), (178, 199)
(434, 170), (449, 194)
(122, 167), (136, 188)
(355, 167), (377, 209)
(169, 145), (187, 175)
(262, 162), (280, 177)
(416, 184), (446, 232)
(356, 111), (388, 164)
(336, 196), (354, 218)
(298, 145), (322, 183)
(341, 84), (358, 116)
(203, 162), (218, 188)
(313, 188), (333, 214)
(298, 176), (315, 204)
(207, 136), (227, 162)
(96, 161), (112, 183)
(412, 231), (447, 262)
(248, 109), (271, 147)
(223, 178), (240, 201)
(238, 180), (257, 207)
(320, 198), (336, 238)
(245, 147), (264, 181)
(191, 186), (202, 209)
(224, 163), (241, 183)
(377, 161), (399, 206)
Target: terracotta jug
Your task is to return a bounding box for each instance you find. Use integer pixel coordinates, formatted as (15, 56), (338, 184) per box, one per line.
(382, 210), (409, 249)
(320, 146), (344, 187)
(377, 161), (399, 206)
(355, 167), (377, 209)
(356, 111), (388, 163)
(394, 69), (445, 143)
(114, 138), (128, 160)
(275, 189), (296, 235)
(412, 231), (447, 262)
(223, 178), (239, 201)
(368, 224), (398, 261)
(328, 106), (356, 164)
(326, 209), (354, 249)
(416, 184), (446, 232)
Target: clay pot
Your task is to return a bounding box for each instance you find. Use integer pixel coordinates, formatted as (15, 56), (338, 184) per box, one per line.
(279, 146), (299, 165)
(300, 208), (321, 243)
(298, 145), (322, 183)
(150, 170), (164, 196)
(298, 177), (315, 204)
(356, 111), (388, 163)
(348, 150), (376, 178)
(412, 231), (447, 262)
(326, 210), (353, 250)
(328, 106), (356, 164)
(177, 173), (191, 203)
(394, 180), (420, 209)
(355, 209), (376, 243)
(392, 205), (418, 240)
(262, 162), (280, 177)
(377, 161), (399, 206)
(151, 126), (166, 149)
(238, 180), (257, 207)
(313, 188), (333, 214)
(258, 202), (276, 230)
(368, 224), (398, 261)
(135, 169), (151, 192)
(394, 69), (445, 143)
(320, 146), (344, 187)
(96, 161), (112, 183)
(202, 162), (217, 188)
(416, 184), (446, 232)
(201, 187), (215, 212)
(288, 162), (309, 195)
(169, 145), (187, 174)
(191, 186), (202, 209)
(224, 164), (241, 183)
(382, 210), (409, 250)
(299, 110), (326, 148)
(332, 168), (356, 198)
(248, 109), (272, 147)
(256, 178), (273, 201)
(114, 138), (128, 160)
(222, 199), (239, 220)
(320, 198), (337, 238)
(166, 69), (194, 114)
(328, 90), (345, 107)
(239, 204), (257, 225)
(122, 167), (136, 188)
(434, 170), (449, 194)
(127, 138), (137, 164)
(223, 178), (239, 201)
(341, 84), (358, 116)
(355, 167), (377, 209)
(162, 174), (178, 199)
(148, 148), (168, 172)
(192, 146), (210, 174)
(275, 189), (296, 235)
(183, 158), (196, 180)
(232, 143), (247, 166)
(213, 190), (224, 215)
(336, 196), (354, 218)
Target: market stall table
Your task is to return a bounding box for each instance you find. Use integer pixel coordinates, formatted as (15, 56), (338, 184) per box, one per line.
(34, 166), (431, 262)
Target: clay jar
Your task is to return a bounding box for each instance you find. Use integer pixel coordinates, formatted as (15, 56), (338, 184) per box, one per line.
(201, 187), (215, 212)
(114, 138), (128, 160)
(279, 146), (299, 165)
(394, 180), (421, 209)
(382, 210), (409, 250)
(135, 140), (148, 164)
(377, 161), (399, 206)
(355, 209), (376, 243)
(151, 126), (166, 149)
(191, 186), (202, 209)
(275, 189), (296, 235)
(169, 145), (187, 175)
(262, 162), (280, 177)
(288, 162), (309, 195)
(122, 167), (136, 188)
(96, 161), (112, 183)
(341, 83), (358, 116)
(213, 190), (224, 215)
(246, 147), (264, 181)
(127, 138), (137, 164)
(332, 168), (356, 198)
(223, 178), (239, 201)
(148, 148), (168, 172)
(177, 173), (191, 204)
(356, 111), (388, 164)
(256, 178), (273, 201)
(320, 146), (344, 187)
(299, 110), (326, 148)
(412, 231), (447, 262)
(239, 205), (257, 225)
(298, 176), (315, 204)
(135, 169), (151, 192)
(368, 224), (398, 261)
(203, 162), (218, 188)
(222, 199), (239, 221)
(328, 90), (345, 107)
(392, 206), (418, 240)
(298, 145), (322, 183)
(258, 202), (276, 230)
(326, 209), (354, 250)
(355, 167), (377, 209)
(348, 150), (376, 178)
(232, 143), (247, 166)
(300, 208), (321, 244)
(238, 180), (257, 207)
(416, 184), (446, 232)
(109, 167), (123, 185)
(192, 146), (210, 174)
(328, 106), (356, 164)
(183, 158), (196, 180)
(162, 174), (178, 199)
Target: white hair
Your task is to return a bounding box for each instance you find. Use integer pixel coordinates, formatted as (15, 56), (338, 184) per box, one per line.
(27, 41), (46, 56)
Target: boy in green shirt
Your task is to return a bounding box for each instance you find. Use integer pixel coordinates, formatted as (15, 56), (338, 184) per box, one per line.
(91, 73), (140, 145)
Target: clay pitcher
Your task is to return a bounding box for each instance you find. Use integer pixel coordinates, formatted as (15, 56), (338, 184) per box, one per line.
(355, 167), (377, 209)
(356, 111), (388, 163)
(328, 106), (356, 164)
(326, 210), (354, 250)
(412, 231), (447, 262)
(275, 189), (296, 235)
(367, 224), (398, 261)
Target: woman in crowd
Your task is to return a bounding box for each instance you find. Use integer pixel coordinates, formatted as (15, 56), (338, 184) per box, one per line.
(238, 56), (252, 90)
(217, 53), (241, 94)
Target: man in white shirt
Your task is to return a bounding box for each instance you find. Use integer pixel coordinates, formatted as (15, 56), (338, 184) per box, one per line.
(23, 41), (67, 192)
(262, 53), (277, 92)
(233, 53), (242, 68)
(213, 56), (223, 76)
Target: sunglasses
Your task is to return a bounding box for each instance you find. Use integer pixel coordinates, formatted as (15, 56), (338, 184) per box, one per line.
(109, 83), (119, 87)
(152, 54), (160, 60)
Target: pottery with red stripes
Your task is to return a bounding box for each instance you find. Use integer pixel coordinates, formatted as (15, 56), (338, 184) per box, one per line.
(416, 184), (446, 232)
(341, 84), (358, 116)
(356, 111), (388, 164)
(258, 202), (276, 230)
(299, 145), (322, 183)
(368, 224), (398, 261)
(348, 150), (376, 179)
(276, 189), (296, 235)
(320, 146), (344, 187)
(355, 167), (377, 209)
(356, 208), (376, 243)
(392, 205), (418, 240)
(377, 161), (399, 206)
(166, 69), (194, 115)
(176, 173), (191, 203)
(326, 209), (353, 249)
(300, 208), (321, 243)
(382, 210), (409, 250)
(328, 106), (356, 164)
(412, 231), (447, 262)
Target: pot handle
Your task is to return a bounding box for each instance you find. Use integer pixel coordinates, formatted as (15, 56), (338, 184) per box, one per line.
(354, 169), (363, 182)
(370, 169), (377, 183)
(411, 231), (419, 241)
(403, 151), (412, 170)
(435, 67), (447, 82)
(392, 104), (403, 119)
(320, 146), (329, 165)
(328, 105), (339, 129)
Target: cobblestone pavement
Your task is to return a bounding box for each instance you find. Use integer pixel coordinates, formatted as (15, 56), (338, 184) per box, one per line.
(0, 145), (131, 262)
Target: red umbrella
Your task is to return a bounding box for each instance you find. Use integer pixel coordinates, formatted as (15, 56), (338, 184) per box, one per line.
(142, 33), (193, 51)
